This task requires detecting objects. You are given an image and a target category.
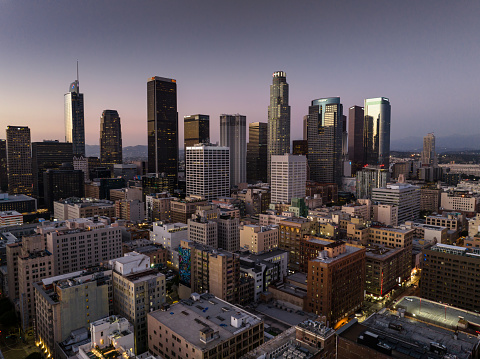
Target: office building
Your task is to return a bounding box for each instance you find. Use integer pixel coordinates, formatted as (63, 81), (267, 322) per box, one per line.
(271, 154), (306, 204)
(421, 132), (437, 167)
(6, 126), (33, 195)
(0, 139), (7, 192)
(279, 217), (313, 272)
(45, 217), (123, 275)
(356, 166), (389, 199)
(246, 122), (268, 183)
(142, 173), (175, 199)
(43, 165), (84, 211)
(0, 211), (22, 227)
(421, 244), (480, 312)
(420, 187), (442, 212)
(348, 105), (365, 174)
(85, 178), (125, 200)
(145, 192), (173, 222)
(53, 198), (115, 220)
(217, 213), (240, 252)
(220, 114), (246, 187)
(114, 199), (145, 223)
(292, 140), (308, 156)
(440, 190), (479, 215)
(372, 183), (420, 224)
(187, 215), (218, 248)
(307, 97), (343, 185)
(306, 239), (365, 324)
(34, 267), (113, 358)
(184, 114), (209, 153)
(0, 193), (36, 213)
(150, 221), (188, 249)
(240, 225), (278, 254)
(186, 144), (230, 201)
(267, 71), (290, 183)
(100, 110), (122, 164)
(147, 76), (178, 184)
(364, 97), (391, 167)
(233, 188), (270, 216)
(170, 196), (207, 224)
(148, 293), (264, 359)
(365, 244), (411, 296)
(64, 74), (85, 156)
(110, 253), (166, 354)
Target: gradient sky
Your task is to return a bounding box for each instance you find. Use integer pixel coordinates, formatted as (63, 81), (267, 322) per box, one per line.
(1, 1), (479, 147)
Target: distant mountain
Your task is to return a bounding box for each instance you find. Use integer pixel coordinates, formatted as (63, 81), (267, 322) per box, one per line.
(392, 134), (480, 152)
(85, 145), (148, 159)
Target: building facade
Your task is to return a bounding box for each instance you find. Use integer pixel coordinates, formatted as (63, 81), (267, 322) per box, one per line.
(271, 154), (307, 204)
(348, 105), (365, 174)
(6, 126), (33, 195)
(64, 77), (85, 156)
(184, 114), (210, 153)
(100, 109), (122, 164)
(246, 122), (268, 183)
(363, 97), (391, 168)
(220, 114), (246, 187)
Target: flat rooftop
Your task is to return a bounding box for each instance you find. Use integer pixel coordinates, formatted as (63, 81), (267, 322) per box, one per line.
(310, 240), (363, 264)
(149, 293), (262, 350)
(366, 245), (404, 260)
(339, 310), (479, 359)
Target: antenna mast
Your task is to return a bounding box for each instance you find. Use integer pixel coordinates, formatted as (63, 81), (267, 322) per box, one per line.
(76, 60), (79, 83)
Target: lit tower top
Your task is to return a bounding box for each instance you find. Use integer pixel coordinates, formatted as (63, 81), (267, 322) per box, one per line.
(64, 62), (85, 157)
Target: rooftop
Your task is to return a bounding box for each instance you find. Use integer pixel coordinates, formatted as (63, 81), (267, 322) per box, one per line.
(310, 240), (363, 264)
(148, 293), (262, 350)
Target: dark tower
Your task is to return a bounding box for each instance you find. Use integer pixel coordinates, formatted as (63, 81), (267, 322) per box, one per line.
(348, 105), (365, 175)
(100, 110), (122, 164)
(247, 122), (268, 183)
(64, 64), (85, 156)
(147, 77), (178, 185)
(184, 114), (209, 154)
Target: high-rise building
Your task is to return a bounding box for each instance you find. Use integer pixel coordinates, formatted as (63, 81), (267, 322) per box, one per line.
(0, 139), (7, 192)
(184, 114), (209, 154)
(64, 74), (85, 156)
(32, 140), (73, 204)
(292, 140), (308, 156)
(348, 105), (364, 174)
(109, 253), (166, 354)
(306, 238), (365, 324)
(271, 154), (306, 204)
(307, 97), (343, 185)
(43, 165), (85, 211)
(364, 97), (391, 167)
(100, 110), (122, 164)
(355, 166), (390, 199)
(371, 183), (420, 224)
(147, 76), (178, 184)
(267, 71), (291, 182)
(421, 132), (438, 167)
(186, 144), (230, 201)
(220, 114), (246, 187)
(6, 126), (33, 195)
(246, 122), (268, 183)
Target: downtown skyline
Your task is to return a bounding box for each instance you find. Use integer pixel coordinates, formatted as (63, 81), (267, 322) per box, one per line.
(1, 1), (479, 147)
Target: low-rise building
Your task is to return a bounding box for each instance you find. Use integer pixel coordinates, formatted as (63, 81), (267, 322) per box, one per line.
(147, 293), (264, 359)
(0, 211), (23, 227)
(240, 225), (278, 254)
(53, 198), (115, 221)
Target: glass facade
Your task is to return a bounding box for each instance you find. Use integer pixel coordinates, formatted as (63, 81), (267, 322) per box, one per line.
(307, 97), (343, 185)
(348, 105), (365, 174)
(100, 110), (122, 164)
(364, 97), (391, 168)
(267, 71), (290, 182)
(220, 114), (246, 187)
(6, 126), (33, 196)
(246, 122), (268, 183)
(183, 114), (209, 153)
(147, 77), (178, 185)
(64, 80), (85, 156)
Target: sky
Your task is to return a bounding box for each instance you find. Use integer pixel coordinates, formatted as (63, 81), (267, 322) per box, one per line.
(0, 0), (479, 147)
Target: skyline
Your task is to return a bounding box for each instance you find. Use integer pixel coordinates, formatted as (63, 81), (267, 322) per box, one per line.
(1, 1), (479, 147)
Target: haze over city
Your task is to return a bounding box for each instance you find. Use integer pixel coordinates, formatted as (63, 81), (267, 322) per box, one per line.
(1, 0), (479, 146)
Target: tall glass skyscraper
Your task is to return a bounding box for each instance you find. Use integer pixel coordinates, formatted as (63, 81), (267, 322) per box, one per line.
(6, 126), (33, 195)
(64, 78), (85, 156)
(267, 71), (290, 182)
(348, 105), (365, 174)
(100, 110), (122, 164)
(307, 97), (343, 185)
(246, 122), (268, 183)
(184, 114), (209, 154)
(147, 76), (178, 185)
(364, 97), (391, 168)
(220, 114), (246, 187)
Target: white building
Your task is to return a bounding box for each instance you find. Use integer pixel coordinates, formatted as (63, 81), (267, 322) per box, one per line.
(186, 144), (230, 201)
(0, 211), (22, 227)
(372, 183), (420, 225)
(150, 221), (188, 249)
(271, 154), (307, 204)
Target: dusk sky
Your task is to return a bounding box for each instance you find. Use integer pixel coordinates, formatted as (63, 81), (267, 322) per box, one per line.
(1, 1), (479, 147)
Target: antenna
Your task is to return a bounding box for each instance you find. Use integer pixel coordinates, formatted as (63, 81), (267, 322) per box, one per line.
(76, 60), (79, 83)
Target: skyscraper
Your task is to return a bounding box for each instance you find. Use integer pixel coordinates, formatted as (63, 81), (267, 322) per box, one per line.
(64, 70), (85, 157)
(147, 76), (178, 184)
(307, 97), (343, 185)
(0, 139), (7, 192)
(6, 126), (33, 195)
(32, 140), (73, 204)
(271, 154), (307, 204)
(220, 114), (246, 187)
(421, 133), (438, 167)
(186, 144), (230, 201)
(246, 122), (267, 183)
(100, 110), (122, 164)
(348, 105), (365, 174)
(364, 97), (391, 168)
(184, 114), (209, 154)
(267, 71), (290, 182)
